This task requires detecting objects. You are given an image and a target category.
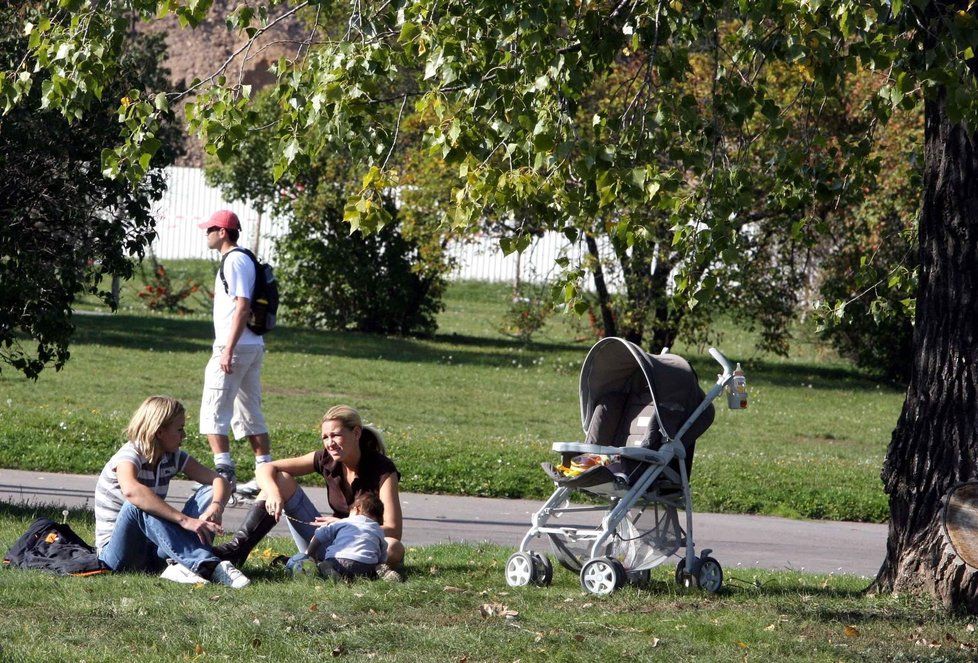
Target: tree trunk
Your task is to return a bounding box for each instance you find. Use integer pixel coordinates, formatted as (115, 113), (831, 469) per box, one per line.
(647, 242), (677, 352)
(873, 88), (978, 611)
(585, 233), (617, 337)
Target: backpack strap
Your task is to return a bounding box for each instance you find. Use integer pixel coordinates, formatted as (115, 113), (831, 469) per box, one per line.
(219, 247), (258, 295)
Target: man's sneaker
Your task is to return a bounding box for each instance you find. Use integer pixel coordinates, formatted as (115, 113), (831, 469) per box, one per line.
(376, 563), (404, 583)
(211, 560), (251, 589)
(160, 561), (209, 585)
(236, 478), (260, 498)
(215, 464), (237, 494)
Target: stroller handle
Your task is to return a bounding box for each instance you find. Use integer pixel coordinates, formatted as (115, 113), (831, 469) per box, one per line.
(709, 347), (733, 375)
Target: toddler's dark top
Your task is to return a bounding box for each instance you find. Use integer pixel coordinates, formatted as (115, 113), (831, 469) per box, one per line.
(312, 449), (400, 519)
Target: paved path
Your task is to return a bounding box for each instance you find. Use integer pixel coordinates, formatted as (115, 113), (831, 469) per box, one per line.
(0, 468), (887, 578)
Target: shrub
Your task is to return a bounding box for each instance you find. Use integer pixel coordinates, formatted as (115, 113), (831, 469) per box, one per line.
(136, 257), (206, 314)
(499, 282), (552, 343)
(277, 161), (446, 336)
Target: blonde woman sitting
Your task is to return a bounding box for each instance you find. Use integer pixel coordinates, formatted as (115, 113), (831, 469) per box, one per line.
(94, 395), (249, 588)
(214, 405), (405, 581)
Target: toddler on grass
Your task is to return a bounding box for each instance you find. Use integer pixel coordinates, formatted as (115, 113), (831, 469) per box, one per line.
(287, 492), (387, 580)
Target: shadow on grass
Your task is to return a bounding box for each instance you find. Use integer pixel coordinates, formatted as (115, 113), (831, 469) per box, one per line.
(71, 312), (896, 389)
(0, 501), (95, 525)
(688, 355), (905, 393)
(72, 314), (588, 368)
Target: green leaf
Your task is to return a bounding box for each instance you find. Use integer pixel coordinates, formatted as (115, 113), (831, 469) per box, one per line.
(399, 22), (421, 45)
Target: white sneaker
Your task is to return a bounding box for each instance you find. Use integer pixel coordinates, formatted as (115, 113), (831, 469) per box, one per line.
(160, 562), (209, 585)
(211, 560), (251, 589)
(236, 478), (260, 498)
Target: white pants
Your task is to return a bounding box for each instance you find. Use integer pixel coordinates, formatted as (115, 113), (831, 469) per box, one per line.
(199, 343), (268, 438)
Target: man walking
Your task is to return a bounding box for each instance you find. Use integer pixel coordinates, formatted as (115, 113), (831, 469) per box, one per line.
(198, 210), (272, 495)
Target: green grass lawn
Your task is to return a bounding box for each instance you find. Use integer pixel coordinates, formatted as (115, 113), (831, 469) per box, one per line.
(2, 262), (904, 522)
(0, 505), (970, 662)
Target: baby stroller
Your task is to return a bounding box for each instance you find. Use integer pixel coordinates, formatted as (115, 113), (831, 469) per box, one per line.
(504, 337), (744, 595)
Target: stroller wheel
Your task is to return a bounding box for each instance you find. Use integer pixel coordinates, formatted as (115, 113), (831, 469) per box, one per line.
(580, 557), (623, 596)
(505, 552), (535, 587)
(697, 556), (723, 593)
(675, 559), (698, 589)
(530, 553), (553, 587)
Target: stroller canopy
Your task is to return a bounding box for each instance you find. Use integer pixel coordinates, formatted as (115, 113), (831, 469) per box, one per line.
(579, 337), (714, 444)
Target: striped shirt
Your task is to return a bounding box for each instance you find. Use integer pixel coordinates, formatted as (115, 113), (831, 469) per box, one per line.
(93, 442), (189, 552)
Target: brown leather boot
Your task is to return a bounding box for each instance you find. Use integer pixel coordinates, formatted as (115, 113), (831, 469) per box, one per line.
(212, 501), (277, 567)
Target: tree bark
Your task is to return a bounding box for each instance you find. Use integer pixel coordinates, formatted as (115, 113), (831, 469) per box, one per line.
(873, 87), (978, 611)
(585, 232), (617, 337)
(645, 242), (676, 352)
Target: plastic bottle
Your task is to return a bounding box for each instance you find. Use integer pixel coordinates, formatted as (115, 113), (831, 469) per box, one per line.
(727, 363), (748, 409)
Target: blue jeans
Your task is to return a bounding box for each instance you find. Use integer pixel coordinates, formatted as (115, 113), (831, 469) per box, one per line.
(283, 487), (321, 553)
(98, 486), (220, 575)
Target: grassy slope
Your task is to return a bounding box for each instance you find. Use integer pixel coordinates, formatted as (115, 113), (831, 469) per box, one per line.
(0, 505), (973, 663)
(2, 262), (904, 522)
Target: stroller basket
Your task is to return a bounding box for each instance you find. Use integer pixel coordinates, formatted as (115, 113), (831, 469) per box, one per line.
(547, 503), (684, 573)
(505, 338), (745, 596)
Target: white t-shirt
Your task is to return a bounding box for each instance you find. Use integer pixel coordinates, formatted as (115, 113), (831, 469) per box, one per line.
(213, 249), (262, 347)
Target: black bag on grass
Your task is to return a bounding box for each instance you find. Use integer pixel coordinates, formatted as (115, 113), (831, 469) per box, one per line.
(3, 517), (108, 576)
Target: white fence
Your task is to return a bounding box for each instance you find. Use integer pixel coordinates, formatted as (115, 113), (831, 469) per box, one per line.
(150, 167), (608, 286)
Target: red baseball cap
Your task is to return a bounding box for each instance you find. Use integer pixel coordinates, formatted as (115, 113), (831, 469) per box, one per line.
(198, 209), (241, 230)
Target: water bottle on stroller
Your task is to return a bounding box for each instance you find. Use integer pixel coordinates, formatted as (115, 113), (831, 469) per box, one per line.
(726, 363), (748, 409)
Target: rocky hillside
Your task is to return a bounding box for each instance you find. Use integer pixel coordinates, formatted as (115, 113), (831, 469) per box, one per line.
(139, 0), (307, 166)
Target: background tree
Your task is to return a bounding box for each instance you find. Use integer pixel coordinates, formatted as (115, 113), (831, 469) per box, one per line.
(0, 3), (181, 379)
(817, 74), (922, 384)
(205, 89), (450, 336)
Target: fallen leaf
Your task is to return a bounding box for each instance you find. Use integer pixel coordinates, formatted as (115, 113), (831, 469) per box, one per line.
(580, 602), (593, 609)
(764, 624), (776, 632)
(573, 634), (585, 642)
(736, 641), (748, 649)
(479, 602), (518, 618)
(443, 586), (465, 593)
(194, 644), (204, 655)
(208, 595), (221, 602)
(332, 645), (344, 657)
(331, 613), (341, 621)
(844, 625), (860, 638)
(429, 566), (439, 575)
(309, 603), (318, 612)
(651, 637), (661, 647)
(253, 618), (260, 626)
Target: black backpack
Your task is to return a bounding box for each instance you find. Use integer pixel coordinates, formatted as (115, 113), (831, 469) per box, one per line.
(219, 247), (279, 335)
(3, 517), (108, 576)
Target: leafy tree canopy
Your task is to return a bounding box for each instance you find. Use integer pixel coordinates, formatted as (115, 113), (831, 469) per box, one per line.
(5, 1), (957, 324)
(0, 3), (181, 378)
